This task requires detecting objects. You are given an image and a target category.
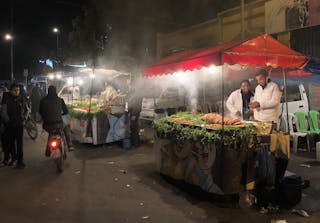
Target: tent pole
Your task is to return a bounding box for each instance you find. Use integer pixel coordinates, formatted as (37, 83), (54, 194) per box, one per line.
(203, 75), (206, 112)
(72, 72), (74, 104)
(88, 67), (95, 114)
(283, 68), (289, 133)
(241, 0), (245, 39)
(221, 63), (225, 147)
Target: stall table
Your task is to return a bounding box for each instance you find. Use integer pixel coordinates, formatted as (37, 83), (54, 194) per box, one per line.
(69, 104), (130, 145)
(153, 112), (290, 195)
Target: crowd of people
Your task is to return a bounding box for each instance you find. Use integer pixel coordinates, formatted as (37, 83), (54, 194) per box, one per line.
(0, 82), (73, 169)
(0, 69), (282, 170)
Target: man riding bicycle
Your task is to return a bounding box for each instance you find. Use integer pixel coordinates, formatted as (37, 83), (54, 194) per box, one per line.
(39, 85), (73, 156)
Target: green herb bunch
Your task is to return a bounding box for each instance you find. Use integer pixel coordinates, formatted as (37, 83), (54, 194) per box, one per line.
(153, 112), (253, 151)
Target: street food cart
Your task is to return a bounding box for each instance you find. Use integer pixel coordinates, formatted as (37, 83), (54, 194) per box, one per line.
(48, 68), (131, 145)
(143, 34), (313, 195)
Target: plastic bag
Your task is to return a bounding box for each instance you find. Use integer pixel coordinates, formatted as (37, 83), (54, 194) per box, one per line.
(258, 146), (275, 186)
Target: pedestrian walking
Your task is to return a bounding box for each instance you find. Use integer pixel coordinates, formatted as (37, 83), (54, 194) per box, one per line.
(0, 85), (11, 166)
(128, 86), (142, 147)
(30, 83), (44, 121)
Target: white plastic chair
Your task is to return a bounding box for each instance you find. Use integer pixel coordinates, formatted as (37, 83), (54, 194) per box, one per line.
(283, 113), (310, 153)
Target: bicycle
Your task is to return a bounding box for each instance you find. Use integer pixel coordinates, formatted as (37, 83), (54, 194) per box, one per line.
(23, 99), (38, 140)
(47, 128), (67, 173)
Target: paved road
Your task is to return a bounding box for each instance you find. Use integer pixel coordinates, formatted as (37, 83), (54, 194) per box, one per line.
(0, 129), (319, 223)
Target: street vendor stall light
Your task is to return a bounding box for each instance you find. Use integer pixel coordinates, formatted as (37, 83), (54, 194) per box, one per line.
(208, 65), (217, 74)
(174, 71), (187, 83)
(56, 73), (62, 79)
(4, 33), (14, 81)
(48, 74), (55, 80)
(67, 77), (73, 86)
(78, 79), (84, 86)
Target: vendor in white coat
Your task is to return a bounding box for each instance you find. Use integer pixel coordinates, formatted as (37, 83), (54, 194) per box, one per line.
(249, 70), (281, 123)
(100, 81), (118, 103)
(226, 80), (254, 120)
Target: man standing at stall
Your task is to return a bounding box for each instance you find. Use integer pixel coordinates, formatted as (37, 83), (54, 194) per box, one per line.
(100, 81), (118, 104)
(249, 69), (281, 123)
(226, 80), (254, 120)
(250, 69), (287, 188)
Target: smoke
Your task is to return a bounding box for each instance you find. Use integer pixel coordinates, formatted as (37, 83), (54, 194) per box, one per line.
(45, 62), (259, 116)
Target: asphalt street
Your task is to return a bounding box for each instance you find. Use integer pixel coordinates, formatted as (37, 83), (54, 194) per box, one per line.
(0, 127), (319, 223)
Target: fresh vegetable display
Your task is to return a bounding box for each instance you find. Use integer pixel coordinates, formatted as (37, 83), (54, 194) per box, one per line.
(67, 99), (109, 120)
(153, 112), (254, 150)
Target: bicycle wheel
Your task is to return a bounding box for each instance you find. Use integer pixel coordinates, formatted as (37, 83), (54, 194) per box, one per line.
(25, 119), (38, 140)
(55, 155), (64, 173)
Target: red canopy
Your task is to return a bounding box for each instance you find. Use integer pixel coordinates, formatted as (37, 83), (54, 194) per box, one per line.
(143, 34), (310, 77)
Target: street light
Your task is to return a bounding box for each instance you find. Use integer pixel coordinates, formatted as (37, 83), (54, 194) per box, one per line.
(4, 33), (14, 81)
(52, 27), (59, 57)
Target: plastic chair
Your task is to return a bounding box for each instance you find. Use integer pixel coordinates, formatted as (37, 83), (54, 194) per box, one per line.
(295, 112), (312, 134)
(295, 111), (313, 152)
(308, 110), (320, 134)
(285, 114), (310, 153)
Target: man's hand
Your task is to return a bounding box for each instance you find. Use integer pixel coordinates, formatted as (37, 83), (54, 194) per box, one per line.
(249, 101), (260, 109)
(235, 111), (241, 116)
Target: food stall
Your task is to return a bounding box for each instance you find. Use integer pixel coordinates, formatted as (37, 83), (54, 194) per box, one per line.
(48, 68), (131, 145)
(144, 34), (313, 195)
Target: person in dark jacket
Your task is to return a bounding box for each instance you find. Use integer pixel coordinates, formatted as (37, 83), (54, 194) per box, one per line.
(39, 85), (73, 155)
(30, 83), (44, 121)
(128, 87), (142, 147)
(0, 86), (10, 166)
(1, 83), (26, 168)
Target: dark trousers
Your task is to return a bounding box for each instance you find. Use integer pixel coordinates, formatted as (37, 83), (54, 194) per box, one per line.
(7, 126), (23, 164)
(1, 131), (10, 162)
(130, 114), (140, 147)
(63, 125), (72, 147)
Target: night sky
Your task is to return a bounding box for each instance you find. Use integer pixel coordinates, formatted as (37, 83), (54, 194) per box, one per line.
(0, 0), (240, 81)
(0, 0), (85, 81)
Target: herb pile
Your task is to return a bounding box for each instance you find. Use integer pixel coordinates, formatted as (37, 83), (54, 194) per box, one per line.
(153, 112), (254, 150)
(67, 104), (107, 120)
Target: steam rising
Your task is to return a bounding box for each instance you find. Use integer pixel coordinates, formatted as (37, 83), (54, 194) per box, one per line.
(46, 63), (261, 115)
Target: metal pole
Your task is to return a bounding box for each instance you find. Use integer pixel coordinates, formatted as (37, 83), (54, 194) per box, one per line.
(72, 72), (74, 104)
(283, 68), (289, 133)
(221, 64), (225, 129)
(10, 1), (14, 81)
(241, 0), (245, 39)
(88, 68), (94, 114)
(10, 39), (14, 81)
(56, 33), (59, 58)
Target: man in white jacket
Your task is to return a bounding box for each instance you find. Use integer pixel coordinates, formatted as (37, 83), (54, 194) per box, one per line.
(249, 70), (281, 123)
(226, 80), (254, 120)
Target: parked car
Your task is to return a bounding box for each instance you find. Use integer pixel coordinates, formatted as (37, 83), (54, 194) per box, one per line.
(278, 83), (309, 130)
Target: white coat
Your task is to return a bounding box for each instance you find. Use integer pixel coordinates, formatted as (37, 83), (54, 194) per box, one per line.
(100, 85), (117, 103)
(226, 89), (253, 119)
(253, 81), (281, 123)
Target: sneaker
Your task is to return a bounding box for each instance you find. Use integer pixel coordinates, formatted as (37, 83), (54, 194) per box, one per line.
(0, 161), (8, 167)
(8, 160), (16, 166)
(15, 162), (26, 169)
